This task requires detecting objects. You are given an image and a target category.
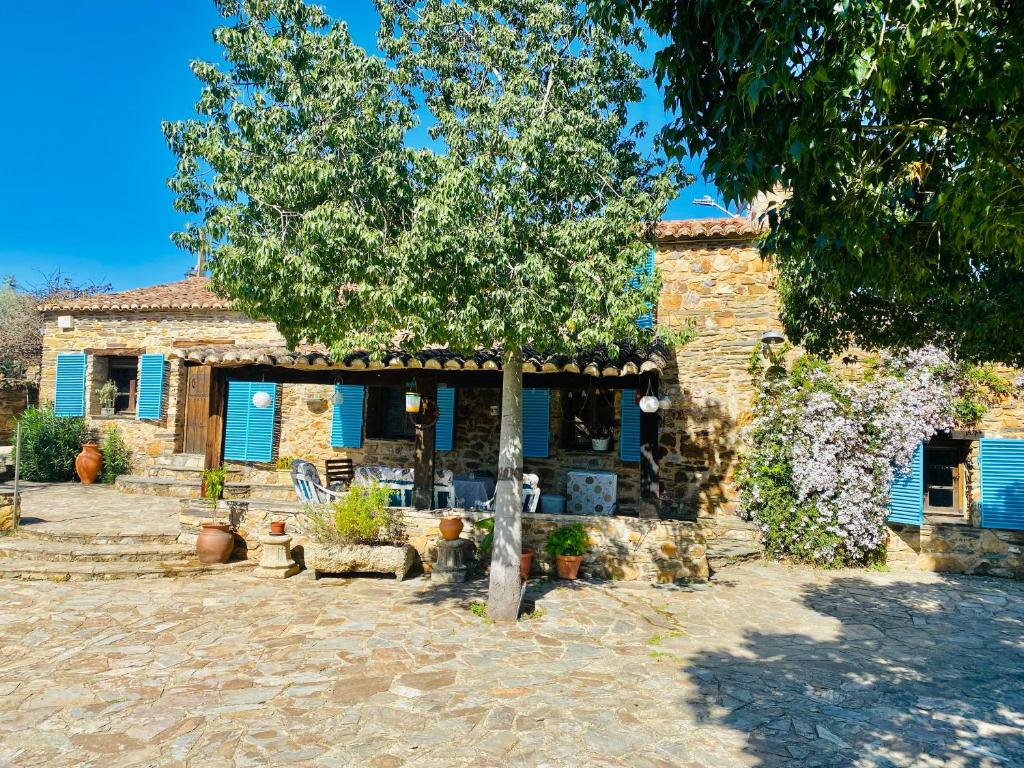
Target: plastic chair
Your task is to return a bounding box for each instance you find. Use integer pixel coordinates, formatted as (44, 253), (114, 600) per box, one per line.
(291, 460), (345, 504)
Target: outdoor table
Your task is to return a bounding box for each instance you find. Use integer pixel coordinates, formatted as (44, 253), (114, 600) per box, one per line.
(453, 473), (496, 509)
(566, 469), (618, 515)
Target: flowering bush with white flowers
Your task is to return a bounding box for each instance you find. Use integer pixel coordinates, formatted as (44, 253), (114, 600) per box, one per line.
(738, 347), (1009, 567)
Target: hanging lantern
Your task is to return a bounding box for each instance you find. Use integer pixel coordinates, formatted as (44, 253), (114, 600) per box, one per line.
(658, 393), (672, 411)
(639, 395), (660, 414)
(330, 387), (344, 406)
(405, 391), (422, 413)
(252, 390), (272, 409)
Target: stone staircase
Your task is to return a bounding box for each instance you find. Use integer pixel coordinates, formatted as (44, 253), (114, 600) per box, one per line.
(697, 513), (763, 572)
(115, 453), (296, 502)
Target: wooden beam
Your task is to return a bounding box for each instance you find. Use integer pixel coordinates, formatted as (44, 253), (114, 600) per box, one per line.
(204, 366), (226, 471)
(638, 372), (661, 519)
(172, 339), (235, 348)
(83, 347), (145, 357)
(412, 375), (438, 511)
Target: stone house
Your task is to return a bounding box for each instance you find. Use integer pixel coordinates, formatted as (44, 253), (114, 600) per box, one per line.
(37, 217), (1024, 578)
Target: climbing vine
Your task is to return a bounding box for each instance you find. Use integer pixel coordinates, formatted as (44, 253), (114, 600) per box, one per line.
(737, 347), (1009, 567)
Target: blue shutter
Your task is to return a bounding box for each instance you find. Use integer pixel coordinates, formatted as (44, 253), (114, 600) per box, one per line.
(980, 438), (1024, 530)
(54, 353), (86, 416)
(136, 354), (165, 420)
(887, 443), (924, 526)
(522, 388), (550, 458)
(223, 380), (277, 462)
(619, 389), (641, 461)
(436, 385), (455, 452)
(635, 249), (655, 329)
(330, 385), (365, 448)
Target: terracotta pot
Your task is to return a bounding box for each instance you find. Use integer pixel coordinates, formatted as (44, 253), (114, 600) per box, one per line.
(196, 522), (233, 564)
(438, 515), (464, 541)
(520, 548), (534, 580)
(75, 443), (102, 485)
(269, 520), (286, 536)
(554, 554), (583, 580)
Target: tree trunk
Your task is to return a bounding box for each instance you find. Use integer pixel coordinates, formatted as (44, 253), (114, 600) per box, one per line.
(486, 347), (524, 623)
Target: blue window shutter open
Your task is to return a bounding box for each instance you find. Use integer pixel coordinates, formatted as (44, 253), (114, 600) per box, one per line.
(136, 354), (166, 420)
(223, 380), (277, 462)
(620, 389), (641, 461)
(54, 353), (86, 416)
(331, 385), (365, 448)
(635, 249), (655, 329)
(887, 443), (924, 525)
(436, 385), (456, 452)
(522, 388), (550, 458)
(980, 438), (1024, 530)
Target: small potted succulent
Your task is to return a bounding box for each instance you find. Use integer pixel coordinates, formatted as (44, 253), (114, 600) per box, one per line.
(95, 380), (118, 416)
(589, 424), (612, 452)
(546, 522), (588, 580)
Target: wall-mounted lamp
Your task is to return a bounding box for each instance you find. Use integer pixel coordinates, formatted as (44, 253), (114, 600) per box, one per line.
(760, 330), (785, 346)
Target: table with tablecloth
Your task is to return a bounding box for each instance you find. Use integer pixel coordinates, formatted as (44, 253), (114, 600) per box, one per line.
(566, 468), (618, 515)
(453, 473), (496, 509)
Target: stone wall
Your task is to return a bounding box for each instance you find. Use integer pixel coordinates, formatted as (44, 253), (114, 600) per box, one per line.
(0, 489), (19, 532)
(0, 386), (32, 443)
(887, 523), (1024, 580)
(179, 500), (708, 582)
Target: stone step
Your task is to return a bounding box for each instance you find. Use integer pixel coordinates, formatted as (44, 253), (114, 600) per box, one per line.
(0, 538), (194, 563)
(143, 465), (205, 481)
(17, 527), (183, 546)
(0, 557), (255, 581)
(150, 453), (206, 470)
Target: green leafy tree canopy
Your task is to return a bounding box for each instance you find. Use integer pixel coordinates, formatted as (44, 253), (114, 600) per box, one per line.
(600, 0), (1024, 364)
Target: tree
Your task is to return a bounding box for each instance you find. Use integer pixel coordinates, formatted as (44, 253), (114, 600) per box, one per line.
(598, 0), (1024, 365)
(165, 0), (682, 621)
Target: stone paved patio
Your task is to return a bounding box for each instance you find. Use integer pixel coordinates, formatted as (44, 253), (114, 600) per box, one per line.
(0, 561), (1021, 766)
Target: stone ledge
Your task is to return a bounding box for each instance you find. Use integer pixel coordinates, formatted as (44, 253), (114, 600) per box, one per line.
(888, 523), (1024, 580)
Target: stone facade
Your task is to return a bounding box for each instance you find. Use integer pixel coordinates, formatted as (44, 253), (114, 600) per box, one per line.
(0, 489), (20, 532)
(888, 523), (1024, 580)
(0, 384), (33, 444)
(179, 500), (708, 583)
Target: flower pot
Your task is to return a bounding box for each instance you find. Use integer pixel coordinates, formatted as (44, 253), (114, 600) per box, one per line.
(554, 554), (583, 580)
(591, 438), (610, 452)
(196, 522), (234, 564)
(439, 515), (464, 541)
(520, 548), (534, 580)
(75, 443), (102, 485)
(100, 407), (114, 416)
(269, 520), (286, 536)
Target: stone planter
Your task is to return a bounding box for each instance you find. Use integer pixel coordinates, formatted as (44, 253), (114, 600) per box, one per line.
(305, 541), (417, 581)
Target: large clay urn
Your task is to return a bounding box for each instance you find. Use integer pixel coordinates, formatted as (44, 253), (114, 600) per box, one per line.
(75, 443), (102, 485)
(438, 515), (464, 541)
(196, 523), (234, 564)
(554, 554), (583, 581)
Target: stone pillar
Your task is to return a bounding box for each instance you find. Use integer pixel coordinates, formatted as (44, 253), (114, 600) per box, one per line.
(431, 538), (470, 583)
(253, 533), (299, 578)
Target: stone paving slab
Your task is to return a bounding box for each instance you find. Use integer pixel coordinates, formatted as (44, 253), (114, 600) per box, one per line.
(0, 563), (1021, 766)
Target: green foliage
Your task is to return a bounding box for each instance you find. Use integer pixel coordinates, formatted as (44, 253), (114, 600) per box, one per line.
(276, 456), (295, 471)
(14, 406), (90, 482)
(468, 600), (490, 620)
(202, 465), (226, 501)
(165, 0), (688, 360)
(306, 483), (406, 546)
(94, 381), (118, 408)
(473, 517), (495, 554)
(98, 428), (132, 484)
(545, 523), (589, 557)
(599, 0), (1024, 365)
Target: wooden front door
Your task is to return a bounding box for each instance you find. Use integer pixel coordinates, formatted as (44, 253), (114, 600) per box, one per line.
(183, 365), (211, 454)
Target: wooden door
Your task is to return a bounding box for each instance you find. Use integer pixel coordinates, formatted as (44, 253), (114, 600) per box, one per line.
(183, 365), (211, 454)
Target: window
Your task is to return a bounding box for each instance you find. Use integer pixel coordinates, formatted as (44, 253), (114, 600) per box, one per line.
(923, 439), (969, 518)
(560, 389), (615, 450)
(365, 386), (415, 440)
(92, 355), (138, 414)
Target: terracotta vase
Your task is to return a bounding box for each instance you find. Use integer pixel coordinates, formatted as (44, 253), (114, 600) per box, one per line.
(269, 520), (286, 536)
(438, 516), (464, 541)
(196, 523), (234, 564)
(75, 443), (102, 485)
(520, 548), (534, 580)
(554, 554), (583, 580)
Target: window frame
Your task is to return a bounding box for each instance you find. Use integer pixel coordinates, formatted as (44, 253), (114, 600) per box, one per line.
(364, 385), (415, 441)
(560, 388), (616, 451)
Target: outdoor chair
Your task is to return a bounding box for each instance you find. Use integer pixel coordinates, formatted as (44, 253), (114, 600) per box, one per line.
(472, 473), (541, 514)
(434, 469), (456, 509)
(291, 460), (346, 504)
(324, 458), (354, 488)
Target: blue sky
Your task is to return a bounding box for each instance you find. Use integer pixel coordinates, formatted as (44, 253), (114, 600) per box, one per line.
(0, 0), (723, 292)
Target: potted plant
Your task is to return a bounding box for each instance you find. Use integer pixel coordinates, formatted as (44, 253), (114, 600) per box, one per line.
(196, 465), (233, 563)
(303, 483), (418, 581)
(474, 517), (533, 580)
(590, 424), (612, 452)
(95, 380), (118, 416)
(546, 522), (588, 580)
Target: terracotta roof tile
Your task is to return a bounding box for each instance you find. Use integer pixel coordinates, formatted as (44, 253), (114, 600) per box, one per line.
(655, 217), (763, 241)
(39, 276), (231, 312)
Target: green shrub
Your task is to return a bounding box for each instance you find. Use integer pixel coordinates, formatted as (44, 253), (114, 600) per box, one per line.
(15, 406), (91, 482)
(99, 428), (132, 484)
(545, 523), (588, 557)
(306, 483), (406, 546)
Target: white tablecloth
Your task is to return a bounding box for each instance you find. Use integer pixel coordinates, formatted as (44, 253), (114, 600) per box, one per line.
(566, 469), (617, 516)
(453, 474), (496, 509)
